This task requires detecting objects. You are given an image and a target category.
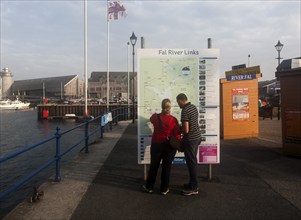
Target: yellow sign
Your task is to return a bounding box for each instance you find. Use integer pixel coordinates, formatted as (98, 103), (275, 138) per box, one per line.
(226, 66), (260, 76)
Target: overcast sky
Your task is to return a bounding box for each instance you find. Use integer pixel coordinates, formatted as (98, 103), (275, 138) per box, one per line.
(1, 0), (300, 81)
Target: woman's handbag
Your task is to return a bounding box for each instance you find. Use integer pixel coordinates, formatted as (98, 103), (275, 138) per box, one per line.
(167, 136), (182, 151)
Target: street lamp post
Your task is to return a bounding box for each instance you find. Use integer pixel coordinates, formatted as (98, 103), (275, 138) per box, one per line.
(130, 32), (137, 123)
(275, 40), (284, 120)
(248, 54), (251, 67)
(127, 42), (130, 120)
(275, 40), (283, 71)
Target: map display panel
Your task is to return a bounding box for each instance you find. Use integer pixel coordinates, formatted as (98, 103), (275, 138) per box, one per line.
(137, 48), (220, 164)
(139, 57), (199, 135)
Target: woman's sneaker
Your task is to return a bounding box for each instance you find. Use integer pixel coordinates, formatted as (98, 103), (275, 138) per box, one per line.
(142, 185), (153, 193)
(161, 188), (169, 195)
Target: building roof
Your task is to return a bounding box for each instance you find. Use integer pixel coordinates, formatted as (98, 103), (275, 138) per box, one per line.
(277, 57), (301, 71)
(11, 75), (78, 92)
(258, 78), (277, 88)
(89, 71), (137, 83)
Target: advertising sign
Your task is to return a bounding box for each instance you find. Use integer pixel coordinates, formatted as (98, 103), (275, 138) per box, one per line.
(232, 88), (249, 120)
(226, 74), (256, 81)
(137, 48), (220, 164)
(199, 145), (218, 163)
(225, 65), (260, 77)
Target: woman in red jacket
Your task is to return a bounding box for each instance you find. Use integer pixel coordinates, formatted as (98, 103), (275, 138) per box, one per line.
(142, 98), (181, 195)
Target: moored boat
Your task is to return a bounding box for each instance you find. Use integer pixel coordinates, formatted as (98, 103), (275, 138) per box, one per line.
(0, 99), (30, 110)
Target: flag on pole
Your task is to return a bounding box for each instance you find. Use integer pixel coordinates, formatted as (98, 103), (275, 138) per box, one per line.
(108, 1), (127, 21)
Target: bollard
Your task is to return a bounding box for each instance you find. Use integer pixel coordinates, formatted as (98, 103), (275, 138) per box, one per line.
(55, 127), (61, 182)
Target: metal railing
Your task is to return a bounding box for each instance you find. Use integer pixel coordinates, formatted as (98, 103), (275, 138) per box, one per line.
(0, 106), (129, 202)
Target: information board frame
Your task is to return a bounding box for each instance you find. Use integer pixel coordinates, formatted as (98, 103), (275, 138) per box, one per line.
(137, 48), (220, 165)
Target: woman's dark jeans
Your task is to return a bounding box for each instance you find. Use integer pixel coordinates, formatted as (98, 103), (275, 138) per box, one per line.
(146, 142), (177, 191)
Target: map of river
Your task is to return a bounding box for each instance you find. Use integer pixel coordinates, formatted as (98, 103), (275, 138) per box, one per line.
(138, 57), (199, 135)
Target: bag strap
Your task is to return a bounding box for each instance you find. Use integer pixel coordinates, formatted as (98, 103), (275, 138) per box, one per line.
(156, 113), (162, 131)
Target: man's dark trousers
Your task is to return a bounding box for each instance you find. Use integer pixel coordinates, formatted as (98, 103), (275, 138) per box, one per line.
(183, 139), (200, 189)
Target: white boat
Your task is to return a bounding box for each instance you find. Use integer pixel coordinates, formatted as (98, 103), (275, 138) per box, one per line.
(0, 99), (30, 110)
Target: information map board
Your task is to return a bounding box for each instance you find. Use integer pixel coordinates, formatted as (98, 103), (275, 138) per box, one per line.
(137, 48), (220, 165)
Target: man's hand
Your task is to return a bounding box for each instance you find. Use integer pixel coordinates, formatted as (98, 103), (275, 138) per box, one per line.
(182, 121), (189, 134)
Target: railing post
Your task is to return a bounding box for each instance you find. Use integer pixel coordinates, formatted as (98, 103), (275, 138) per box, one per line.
(100, 115), (104, 139)
(55, 127), (61, 182)
(108, 112), (112, 131)
(116, 108), (119, 125)
(102, 114), (106, 136)
(105, 113), (109, 132)
(127, 104), (130, 120)
(85, 119), (89, 153)
(123, 107), (125, 119)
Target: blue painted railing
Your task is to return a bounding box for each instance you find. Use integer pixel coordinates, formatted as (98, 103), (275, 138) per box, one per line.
(0, 106), (129, 202)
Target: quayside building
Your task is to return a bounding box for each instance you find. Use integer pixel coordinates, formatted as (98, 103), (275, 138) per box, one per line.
(88, 71), (137, 99)
(1, 68), (137, 103)
(11, 75), (84, 102)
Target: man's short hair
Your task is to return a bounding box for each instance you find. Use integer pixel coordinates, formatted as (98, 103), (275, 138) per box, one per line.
(176, 93), (188, 101)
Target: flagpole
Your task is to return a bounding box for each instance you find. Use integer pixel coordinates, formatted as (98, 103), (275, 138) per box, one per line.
(84, 0), (88, 117)
(106, 0), (110, 111)
(106, 0), (126, 110)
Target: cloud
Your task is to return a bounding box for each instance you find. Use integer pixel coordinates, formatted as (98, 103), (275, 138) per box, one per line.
(1, 0), (300, 81)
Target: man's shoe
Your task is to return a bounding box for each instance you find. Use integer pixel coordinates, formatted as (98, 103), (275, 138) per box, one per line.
(183, 184), (199, 190)
(142, 185), (153, 193)
(182, 188), (199, 196)
(161, 188), (169, 195)
(183, 183), (190, 189)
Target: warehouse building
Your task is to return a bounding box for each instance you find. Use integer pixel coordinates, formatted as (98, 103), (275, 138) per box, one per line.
(88, 71), (137, 100)
(11, 75), (84, 102)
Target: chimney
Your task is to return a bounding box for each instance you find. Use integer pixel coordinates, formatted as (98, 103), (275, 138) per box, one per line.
(208, 38), (212, 49)
(141, 37), (145, 49)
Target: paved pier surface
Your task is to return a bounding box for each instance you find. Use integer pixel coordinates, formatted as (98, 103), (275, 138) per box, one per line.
(4, 119), (301, 220)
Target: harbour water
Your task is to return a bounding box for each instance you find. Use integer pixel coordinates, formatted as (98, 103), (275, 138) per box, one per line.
(0, 109), (89, 218)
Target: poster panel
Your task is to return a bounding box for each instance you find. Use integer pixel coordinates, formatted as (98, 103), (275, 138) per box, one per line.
(232, 88), (249, 120)
(137, 48), (220, 164)
(199, 145), (218, 163)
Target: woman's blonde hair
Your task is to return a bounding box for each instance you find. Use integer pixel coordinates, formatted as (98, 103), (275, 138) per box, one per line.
(161, 98), (171, 114)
